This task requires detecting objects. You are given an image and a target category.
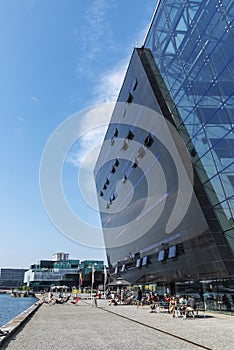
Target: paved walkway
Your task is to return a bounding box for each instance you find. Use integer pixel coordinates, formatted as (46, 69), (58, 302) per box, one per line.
(1, 299), (233, 350)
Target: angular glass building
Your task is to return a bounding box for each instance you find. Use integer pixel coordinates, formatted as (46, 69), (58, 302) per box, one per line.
(95, 0), (234, 298)
(144, 0), (234, 253)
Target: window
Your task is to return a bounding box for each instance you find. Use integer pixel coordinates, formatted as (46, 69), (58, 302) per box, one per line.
(132, 157), (138, 168)
(126, 92), (133, 103)
(132, 78), (138, 91)
(121, 264), (126, 272)
(136, 258), (141, 268)
(142, 256), (148, 266)
(127, 130), (134, 140)
(158, 250), (165, 261)
(114, 128), (119, 138)
(168, 246), (176, 258)
(144, 133), (154, 148)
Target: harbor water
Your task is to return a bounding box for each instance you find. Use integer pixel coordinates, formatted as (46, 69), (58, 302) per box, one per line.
(0, 293), (38, 327)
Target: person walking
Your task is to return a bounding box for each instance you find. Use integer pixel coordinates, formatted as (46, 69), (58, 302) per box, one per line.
(136, 287), (143, 308)
(169, 296), (177, 317)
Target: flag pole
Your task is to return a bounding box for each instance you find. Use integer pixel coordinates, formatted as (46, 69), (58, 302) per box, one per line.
(79, 273), (82, 295)
(104, 265), (107, 298)
(91, 265), (95, 300)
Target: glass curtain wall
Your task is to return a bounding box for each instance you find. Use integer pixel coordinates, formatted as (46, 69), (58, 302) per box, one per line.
(144, 0), (234, 252)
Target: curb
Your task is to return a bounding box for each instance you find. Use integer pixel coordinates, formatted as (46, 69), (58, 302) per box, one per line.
(0, 300), (43, 347)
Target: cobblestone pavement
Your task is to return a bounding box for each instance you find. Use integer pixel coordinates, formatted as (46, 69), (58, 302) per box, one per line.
(1, 299), (233, 350)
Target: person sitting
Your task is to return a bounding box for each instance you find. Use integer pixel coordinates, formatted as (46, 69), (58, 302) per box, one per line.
(44, 291), (53, 304)
(126, 291), (135, 305)
(178, 295), (187, 319)
(109, 291), (118, 305)
(162, 293), (170, 312)
(163, 293), (170, 303)
(146, 292), (153, 305)
(186, 295), (196, 317)
(153, 293), (160, 302)
(149, 303), (156, 312)
(62, 295), (70, 304)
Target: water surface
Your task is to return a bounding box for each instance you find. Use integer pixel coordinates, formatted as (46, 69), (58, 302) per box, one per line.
(0, 293), (37, 327)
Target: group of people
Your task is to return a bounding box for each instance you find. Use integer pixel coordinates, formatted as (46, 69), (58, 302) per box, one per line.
(147, 293), (197, 318)
(106, 288), (199, 317)
(43, 291), (70, 304)
(169, 295), (196, 318)
(106, 287), (145, 306)
(106, 289), (140, 306)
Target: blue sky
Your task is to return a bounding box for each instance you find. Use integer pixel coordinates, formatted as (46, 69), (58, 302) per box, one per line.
(0, 0), (156, 268)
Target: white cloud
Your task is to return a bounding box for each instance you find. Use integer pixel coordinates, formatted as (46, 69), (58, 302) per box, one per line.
(67, 12), (150, 195)
(30, 95), (39, 103)
(67, 59), (127, 170)
(78, 0), (116, 64)
(92, 60), (128, 105)
(67, 124), (107, 168)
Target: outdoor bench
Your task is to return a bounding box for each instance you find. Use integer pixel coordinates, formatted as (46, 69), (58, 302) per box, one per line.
(194, 302), (206, 317)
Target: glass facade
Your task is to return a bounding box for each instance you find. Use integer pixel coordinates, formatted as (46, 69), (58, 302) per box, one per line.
(0, 268), (27, 288)
(144, 0), (234, 253)
(24, 259), (105, 290)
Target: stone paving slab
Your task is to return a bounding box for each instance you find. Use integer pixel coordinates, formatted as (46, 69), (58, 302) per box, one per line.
(1, 299), (233, 350)
(99, 300), (232, 350)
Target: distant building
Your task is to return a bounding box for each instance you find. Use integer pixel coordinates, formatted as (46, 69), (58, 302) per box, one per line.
(24, 255), (80, 291)
(52, 252), (69, 261)
(0, 268), (27, 289)
(79, 260), (105, 288)
(24, 253), (105, 291)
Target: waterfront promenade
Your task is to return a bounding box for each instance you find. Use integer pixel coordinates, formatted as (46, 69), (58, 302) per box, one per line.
(1, 299), (233, 350)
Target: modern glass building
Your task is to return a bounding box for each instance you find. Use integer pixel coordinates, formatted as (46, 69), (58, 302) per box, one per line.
(144, 0), (234, 255)
(24, 256), (104, 291)
(0, 268), (27, 289)
(95, 0), (234, 299)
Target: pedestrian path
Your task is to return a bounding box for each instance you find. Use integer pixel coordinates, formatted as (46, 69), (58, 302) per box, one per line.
(1, 299), (233, 350)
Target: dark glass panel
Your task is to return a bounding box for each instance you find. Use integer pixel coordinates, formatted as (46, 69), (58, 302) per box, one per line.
(210, 138), (234, 160)
(194, 151), (218, 182)
(213, 201), (233, 231)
